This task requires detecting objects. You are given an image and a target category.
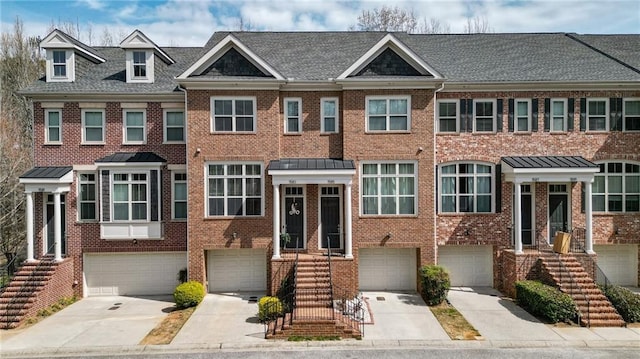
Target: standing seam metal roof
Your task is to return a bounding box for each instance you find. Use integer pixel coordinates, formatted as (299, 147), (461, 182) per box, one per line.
(501, 156), (598, 169)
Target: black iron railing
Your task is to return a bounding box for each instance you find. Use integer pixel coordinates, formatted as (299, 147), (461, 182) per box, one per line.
(0, 242), (27, 294)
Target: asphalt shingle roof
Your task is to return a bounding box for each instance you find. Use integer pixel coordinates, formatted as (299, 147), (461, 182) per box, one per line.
(20, 166), (73, 179)
(572, 34), (640, 72)
(502, 156), (598, 169)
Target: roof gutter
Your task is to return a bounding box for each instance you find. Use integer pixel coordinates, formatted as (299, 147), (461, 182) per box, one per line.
(441, 81), (640, 92)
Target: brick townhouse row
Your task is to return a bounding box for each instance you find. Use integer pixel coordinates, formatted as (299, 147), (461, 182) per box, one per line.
(12, 29), (640, 308)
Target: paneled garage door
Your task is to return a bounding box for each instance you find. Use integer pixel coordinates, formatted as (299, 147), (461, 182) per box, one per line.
(84, 252), (187, 296)
(594, 244), (638, 286)
(359, 248), (417, 291)
(438, 246), (493, 286)
(207, 249), (267, 292)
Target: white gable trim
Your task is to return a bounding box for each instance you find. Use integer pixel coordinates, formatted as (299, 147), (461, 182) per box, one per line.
(41, 30), (105, 64)
(177, 34), (284, 80)
(337, 33), (442, 80)
(120, 29), (175, 65)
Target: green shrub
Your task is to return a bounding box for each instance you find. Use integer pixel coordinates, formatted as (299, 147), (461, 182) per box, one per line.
(419, 265), (451, 306)
(516, 280), (577, 323)
(600, 284), (640, 323)
(258, 296), (283, 322)
(173, 281), (205, 309)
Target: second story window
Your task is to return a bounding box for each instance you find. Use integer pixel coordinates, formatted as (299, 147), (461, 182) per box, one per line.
(78, 173), (97, 221)
(321, 98), (339, 133)
(587, 99), (608, 131)
(439, 162), (494, 213)
(366, 96), (410, 132)
(474, 100), (496, 132)
(82, 109), (105, 144)
(113, 173), (148, 221)
(361, 162), (417, 215)
(284, 98), (302, 134)
(45, 109), (62, 144)
(172, 172), (187, 220)
(52, 50), (66, 77)
(593, 162), (640, 212)
(437, 100), (458, 133)
(624, 99), (640, 131)
(206, 163), (263, 217)
(123, 110), (146, 144)
(133, 51), (147, 78)
(164, 110), (185, 142)
(551, 99), (568, 132)
(211, 97), (256, 133)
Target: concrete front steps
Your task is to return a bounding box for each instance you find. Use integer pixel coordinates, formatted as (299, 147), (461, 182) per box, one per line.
(0, 257), (60, 329)
(266, 257), (361, 339)
(540, 255), (625, 327)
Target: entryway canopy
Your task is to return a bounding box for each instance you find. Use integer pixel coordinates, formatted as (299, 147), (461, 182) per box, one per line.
(501, 156), (599, 183)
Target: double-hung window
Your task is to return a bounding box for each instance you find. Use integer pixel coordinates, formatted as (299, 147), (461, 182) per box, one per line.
(82, 109), (105, 143)
(78, 173), (97, 221)
(207, 163), (263, 216)
(474, 100), (496, 132)
(440, 162), (493, 213)
(284, 98), (302, 133)
(550, 99), (568, 132)
(361, 162), (416, 215)
(172, 172), (187, 220)
(123, 110), (146, 144)
(132, 51), (147, 78)
(211, 97), (256, 132)
(164, 110), (185, 142)
(514, 99), (531, 132)
(593, 162), (639, 212)
(52, 50), (66, 77)
(112, 173), (148, 221)
(45, 109), (62, 144)
(437, 100), (458, 133)
(587, 99), (608, 131)
(321, 98), (339, 133)
(366, 96), (410, 132)
(623, 98), (640, 131)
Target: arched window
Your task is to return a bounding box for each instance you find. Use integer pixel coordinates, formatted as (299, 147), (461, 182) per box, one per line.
(439, 162), (494, 213)
(593, 161), (640, 212)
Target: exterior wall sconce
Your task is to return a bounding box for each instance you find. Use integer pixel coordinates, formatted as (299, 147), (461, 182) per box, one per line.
(613, 227), (619, 235)
(385, 232), (392, 239)
(232, 232), (238, 240)
(132, 239), (138, 245)
(464, 229), (470, 236)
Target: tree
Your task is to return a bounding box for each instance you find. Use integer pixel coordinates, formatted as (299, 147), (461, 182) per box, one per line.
(464, 16), (493, 34)
(0, 18), (44, 275)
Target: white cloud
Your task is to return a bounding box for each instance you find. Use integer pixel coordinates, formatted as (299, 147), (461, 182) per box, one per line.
(75, 0), (105, 10)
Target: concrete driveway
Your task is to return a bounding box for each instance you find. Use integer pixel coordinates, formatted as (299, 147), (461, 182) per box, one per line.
(0, 295), (174, 352)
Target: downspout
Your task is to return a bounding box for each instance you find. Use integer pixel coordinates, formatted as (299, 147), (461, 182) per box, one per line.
(433, 82), (445, 265)
(177, 85), (190, 282)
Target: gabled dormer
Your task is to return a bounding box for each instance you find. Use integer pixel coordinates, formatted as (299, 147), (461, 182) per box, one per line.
(120, 30), (175, 84)
(41, 29), (105, 82)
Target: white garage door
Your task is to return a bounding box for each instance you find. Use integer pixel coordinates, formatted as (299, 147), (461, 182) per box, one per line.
(84, 252), (187, 296)
(359, 248), (417, 291)
(438, 246), (493, 286)
(595, 244), (638, 286)
(207, 249), (267, 292)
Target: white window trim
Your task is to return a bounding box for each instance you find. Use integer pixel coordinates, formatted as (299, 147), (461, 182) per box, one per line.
(122, 109), (147, 144)
(438, 161), (495, 213)
(623, 98), (640, 132)
(171, 171), (187, 220)
(126, 50), (154, 83)
(46, 49), (74, 82)
(81, 109), (105, 144)
(77, 172), (98, 222)
(163, 109), (186, 143)
(593, 161), (640, 213)
(365, 95), (411, 133)
(320, 97), (339, 134)
(473, 99), (497, 133)
(210, 97), (257, 133)
(586, 98), (609, 132)
(205, 162), (264, 217)
(284, 97), (302, 134)
(550, 98), (568, 133)
(359, 161), (418, 216)
(45, 108), (62, 144)
(514, 98), (532, 133)
(436, 99), (459, 133)
(111, 170), (151, 222)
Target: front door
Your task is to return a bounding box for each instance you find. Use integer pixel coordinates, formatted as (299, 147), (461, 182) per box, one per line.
(548, 184), (568, 244)
(45, 194), (66, 255)
(320, 186), (342, 251)
(513, 184), (533, 246)
(283, 186), (304, 249)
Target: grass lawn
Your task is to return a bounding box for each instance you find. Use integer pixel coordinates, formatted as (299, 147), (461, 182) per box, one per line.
(139, 306), (196, 345)
(430, 302), (481, 340)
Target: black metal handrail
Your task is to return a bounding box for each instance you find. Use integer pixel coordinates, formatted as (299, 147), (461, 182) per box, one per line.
(326, 237), (335, 320)
(0, 242), (27, 293)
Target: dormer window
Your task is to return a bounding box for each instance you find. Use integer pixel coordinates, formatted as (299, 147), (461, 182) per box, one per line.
(45, 49), (74, 82)
(52, 50), (67, 77)
(41, 29), (105, 83)
(133, 51), (147, 78)
(125, 50), (153, 83)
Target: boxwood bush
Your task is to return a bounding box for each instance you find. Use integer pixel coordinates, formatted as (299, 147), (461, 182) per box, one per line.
(419, 265), (450, 306)
(515, 280), (577, 323)
(174, 281), (205, 309)
(600, 284), (640, 323)
(258, 296), (283, 322)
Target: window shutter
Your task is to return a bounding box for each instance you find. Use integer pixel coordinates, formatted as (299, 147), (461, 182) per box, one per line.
(466, 99), (474, 132)
(507, 99), (514, 132)
(610, 98), (622, 131)
(567, 98), (575, 131)
(459, 99), (467, 133)
(495, 164), (502, 213)
(101, 170), (110, 222)
(435, 165), (439, 214)
(497, 99), (503, 132)
(543, 98), (551, 132)
(151, 169), (159, 222)
(531, 99), (538, 132)
(579, 98), (586, 131)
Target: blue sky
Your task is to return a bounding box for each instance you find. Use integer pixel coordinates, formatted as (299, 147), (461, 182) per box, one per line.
(1, 0), (638, 46)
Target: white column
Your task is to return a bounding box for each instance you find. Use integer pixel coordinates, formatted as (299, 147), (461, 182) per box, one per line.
(272, 184), (281, 259)
(25, 192), (35, 262)
(344, 183), (353, 259)
(53, 192), (62, 262)
(514, 181), (523, 254)
(584, 180), (594, 254)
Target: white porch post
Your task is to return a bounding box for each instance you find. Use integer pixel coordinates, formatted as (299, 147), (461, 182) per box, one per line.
(25, 191), (35, 262)
(584, 180), (595, 254)
(272, 184), (281, 259)
(53, 191), (62, 262)
(344, 183), (353, 259)
(514, 181), (523, 254)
